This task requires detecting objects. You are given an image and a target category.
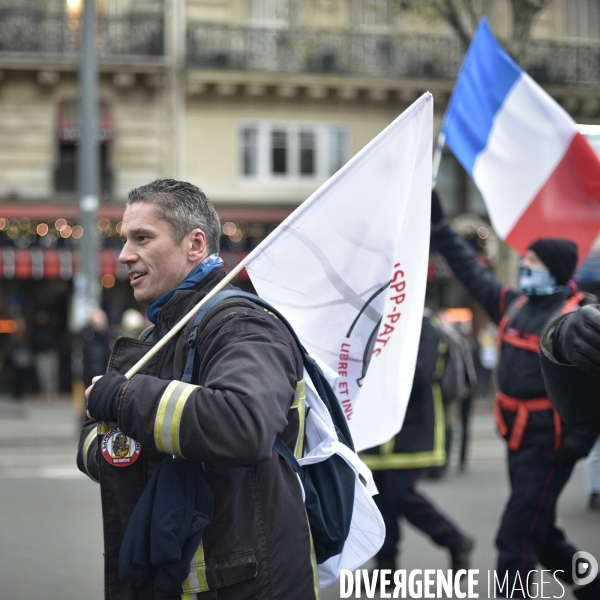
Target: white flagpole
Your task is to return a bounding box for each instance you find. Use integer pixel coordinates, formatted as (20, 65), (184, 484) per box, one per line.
(124, 260), (246, 379)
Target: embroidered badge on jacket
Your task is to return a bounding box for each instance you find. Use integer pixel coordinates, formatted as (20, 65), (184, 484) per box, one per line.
(102, 427), (141, 467)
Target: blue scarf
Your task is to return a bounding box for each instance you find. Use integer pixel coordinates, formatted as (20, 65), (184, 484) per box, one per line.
(146, 254), (223, 324)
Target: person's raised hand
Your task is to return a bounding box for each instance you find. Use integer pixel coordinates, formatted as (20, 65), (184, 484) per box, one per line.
(557, 304), (600, 375)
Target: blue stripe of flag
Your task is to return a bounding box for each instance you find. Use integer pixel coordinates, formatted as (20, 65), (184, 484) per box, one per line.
(442, 18), (522, 175)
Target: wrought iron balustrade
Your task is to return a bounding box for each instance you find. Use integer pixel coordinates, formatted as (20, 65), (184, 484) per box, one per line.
(0, 10), (164, 60)
(521, 40), (600, 87)
(187, 23), (464, 80)
(187, 22), (600, 87)
(3, 12), (599, 87)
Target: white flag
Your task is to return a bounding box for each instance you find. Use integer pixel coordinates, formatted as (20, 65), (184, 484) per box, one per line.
(245, 94), (433, 452)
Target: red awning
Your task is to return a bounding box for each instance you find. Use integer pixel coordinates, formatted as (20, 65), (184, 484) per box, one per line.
(0, 203), (293, 224)
(0, 203), (126, 221)
(0, 248), (253, 282)
(0, 248), (124, 281)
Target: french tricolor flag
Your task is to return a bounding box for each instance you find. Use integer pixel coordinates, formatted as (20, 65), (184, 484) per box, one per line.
(442, 18), (600, 261)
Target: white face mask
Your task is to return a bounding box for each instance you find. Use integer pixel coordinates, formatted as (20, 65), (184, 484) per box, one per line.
(519, 265), (562, 296)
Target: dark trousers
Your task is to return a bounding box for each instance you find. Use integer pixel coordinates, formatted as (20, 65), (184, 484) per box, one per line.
(373, 469), (461, 561)
(11, 366), (29, 399)
(495, 445), (600, 599)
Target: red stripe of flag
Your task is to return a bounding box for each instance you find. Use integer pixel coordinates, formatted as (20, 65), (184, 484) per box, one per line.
(506, 132), (600, 261)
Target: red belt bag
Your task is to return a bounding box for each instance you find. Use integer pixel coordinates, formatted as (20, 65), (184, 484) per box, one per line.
(494, 391), (562, 451)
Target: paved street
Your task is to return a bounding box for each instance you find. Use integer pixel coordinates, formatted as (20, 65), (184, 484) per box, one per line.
(0, 397), (103, 600)
(0, 396), (598, 599)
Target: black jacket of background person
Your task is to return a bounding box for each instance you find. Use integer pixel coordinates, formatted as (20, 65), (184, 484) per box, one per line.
(362, 315), (449, 469)
(431, 222), (595, 454)
(81, 326), (113, 388)
(540, 316), (600, 434)
(76, 267), (317, 600)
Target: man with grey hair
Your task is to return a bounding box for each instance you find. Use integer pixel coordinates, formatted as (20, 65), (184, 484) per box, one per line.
(77, 180), (317, 599)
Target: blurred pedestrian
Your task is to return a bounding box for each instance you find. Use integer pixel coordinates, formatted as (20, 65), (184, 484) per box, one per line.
(31, 309), (59, 402)
(120, 308), (148, 339)
(361, 313), (474, 572)
(81, 309), (113, 389)
(431, 311), (478, 475)
(431, 191), (600, 598)
(7, 314), (33, 401)
(475, 321), (498, 400)
(444, 315), (478, 472)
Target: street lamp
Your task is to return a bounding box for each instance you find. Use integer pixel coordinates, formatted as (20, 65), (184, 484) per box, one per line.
(73, 0), (101, 332)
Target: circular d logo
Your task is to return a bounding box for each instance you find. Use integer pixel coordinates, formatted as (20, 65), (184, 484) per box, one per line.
(572, 551), (599, 586)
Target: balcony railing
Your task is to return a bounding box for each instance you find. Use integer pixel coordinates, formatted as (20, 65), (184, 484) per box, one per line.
(522, 40), (600, 88)
(3, 14), (598, 87)
(187, 23), (464, 80)
(187, 23), (600, 87)
(0, 10), (164, 61)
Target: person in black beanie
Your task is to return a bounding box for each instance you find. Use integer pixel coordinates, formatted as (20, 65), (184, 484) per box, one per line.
(430, 191), (600, 599)
(527, 239), (578, 288)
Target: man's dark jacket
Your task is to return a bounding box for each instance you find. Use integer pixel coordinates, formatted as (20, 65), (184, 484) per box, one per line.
(540, 316), (600, 434)
(431, 223), (595, 455)
(77, 267), (318, 600)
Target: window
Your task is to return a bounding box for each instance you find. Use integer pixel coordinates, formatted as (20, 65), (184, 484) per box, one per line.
(248, 0), (290, 28)
(328, 127), (347, 176)
(566, 0), (600, 39)
(54, 99), (114, 195)
(241, 127), (259, 176)
(239, 122), (349, 182)
(271, 129), (288, 174)
(299, 131), (315, 175)
(351, 0), (395, 31)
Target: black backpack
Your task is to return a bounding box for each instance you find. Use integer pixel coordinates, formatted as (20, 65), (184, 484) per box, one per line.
(181, 290), (356, 564)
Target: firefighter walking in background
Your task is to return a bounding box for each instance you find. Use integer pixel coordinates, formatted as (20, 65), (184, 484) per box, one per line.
(361, 312), (474, 572)
(430, 191), (600, 598)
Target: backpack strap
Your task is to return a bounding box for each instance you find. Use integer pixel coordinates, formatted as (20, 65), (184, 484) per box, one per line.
(180, 289), (355, 456)
(272, 437), (302, 476)
(181, 291), (265, 384)
(562, 291), (585, 314)
(182, 290), (355, 451)
(496, 292), (586, 355)
(497, 295), (529, 350)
